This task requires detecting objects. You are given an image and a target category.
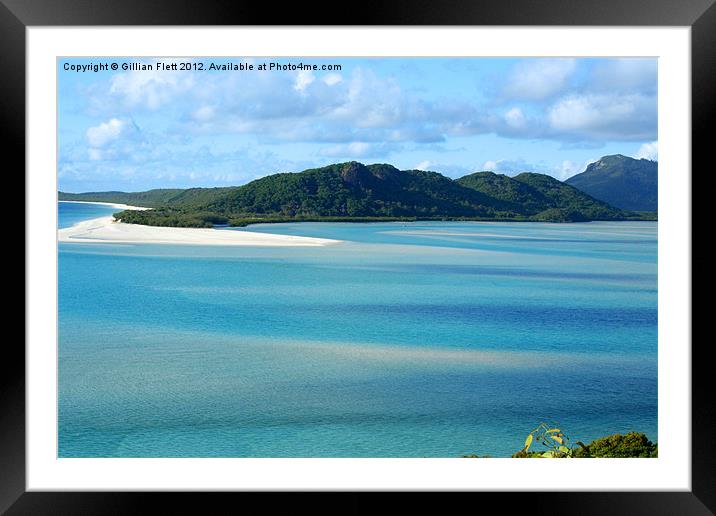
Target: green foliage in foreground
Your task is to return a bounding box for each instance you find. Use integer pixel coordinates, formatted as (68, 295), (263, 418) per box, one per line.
(512, 422), (582, 458)
(463, 423), (658, 458)
(572, 432), (658, 458)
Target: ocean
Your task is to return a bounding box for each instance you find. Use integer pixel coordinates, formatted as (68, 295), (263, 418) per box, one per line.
(58, 201), (658, 457)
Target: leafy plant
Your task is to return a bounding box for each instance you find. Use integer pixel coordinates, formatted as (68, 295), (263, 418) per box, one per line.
(512, 422), (587, 458)
(463, 422), (658, 458)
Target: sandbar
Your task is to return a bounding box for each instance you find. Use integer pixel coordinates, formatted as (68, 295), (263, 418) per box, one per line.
(58, 216), (341, 247)
(59, 200), (151, 211)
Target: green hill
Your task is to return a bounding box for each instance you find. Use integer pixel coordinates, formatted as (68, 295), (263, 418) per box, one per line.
(455, 172), (548, 214)
(457, 170), (629, 222)
(202, 162), (513, 219)
(58, 187), (234, 209)
(565, 154), (657, 212)
(60, 161), (652, 228)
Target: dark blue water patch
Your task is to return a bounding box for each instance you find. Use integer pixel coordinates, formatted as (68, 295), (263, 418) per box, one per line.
(294, 303), (657, 327)
(60, 304), (657, 357)
(493, 238), (655, 245)
(359, 263), (656, 284)
(394, 235), (657, 245)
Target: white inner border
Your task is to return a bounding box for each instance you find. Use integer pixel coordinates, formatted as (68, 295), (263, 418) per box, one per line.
(27, 27), (691, 491)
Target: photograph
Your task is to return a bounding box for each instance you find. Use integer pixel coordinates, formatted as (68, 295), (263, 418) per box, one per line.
(5, 2), (706, 509)
(57, 56), (659, 460)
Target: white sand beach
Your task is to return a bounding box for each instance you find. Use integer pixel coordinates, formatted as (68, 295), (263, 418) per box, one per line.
(59, 200), (151, 211)
(58, 216), (341, 247)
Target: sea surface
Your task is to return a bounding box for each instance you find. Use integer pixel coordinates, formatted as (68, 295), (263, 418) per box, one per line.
(58, 202), (658, 457)
(57, 201), (121, 228)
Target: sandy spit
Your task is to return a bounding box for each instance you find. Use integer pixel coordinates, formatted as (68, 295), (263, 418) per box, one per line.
(58, 216), (342, 247)
(59, 200), (151, 211)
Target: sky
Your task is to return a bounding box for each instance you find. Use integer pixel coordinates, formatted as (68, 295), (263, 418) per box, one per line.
(58, 57), (658, 192)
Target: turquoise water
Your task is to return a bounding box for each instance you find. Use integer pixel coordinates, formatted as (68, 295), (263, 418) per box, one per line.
(58, 201), (120, 228)
(58, 202), (658, 457)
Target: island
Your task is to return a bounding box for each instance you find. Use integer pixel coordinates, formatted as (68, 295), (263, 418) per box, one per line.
(59, 157), (657, 230)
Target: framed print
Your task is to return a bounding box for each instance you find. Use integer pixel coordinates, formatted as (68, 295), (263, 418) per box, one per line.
(5, 0), (709, 513)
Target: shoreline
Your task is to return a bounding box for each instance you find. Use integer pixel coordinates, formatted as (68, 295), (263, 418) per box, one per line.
(59, 200), (150, 211)
(58, 216), (342, 247)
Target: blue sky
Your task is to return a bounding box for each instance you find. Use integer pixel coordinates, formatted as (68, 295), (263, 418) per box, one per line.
(58, 57), (657, 192)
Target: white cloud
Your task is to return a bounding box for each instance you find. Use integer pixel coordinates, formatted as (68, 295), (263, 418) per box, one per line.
(86, 118), (127, 147)
(84, 117), (144, 161)
(482, 159), (533, 174)
(60, 139), (318, 192)
(554, 159), (590, 180)
(178, 66), (481, 145)
(415, 160), (432, 171)
(318, 141), (401, 158)
(504, 107), (527, 129)
(635, 141), (658, 161)
(88, 60), (656, 147)
(482, 157), (592, 180)
(87, 148), (104, 161)
(63, 58), (660, 192)
(108, 59), (196, 109)
(558, 160), (578, 179)
(415, 162), (473, 179)
(192, 105), (215, 122)
(549, 95), (630, 130)
(590, 59), (657, 94)
(294, 70), (315, 92)
(323, 73), (343, 86)
(547, 93), (656, 141)
(504, 59), (577, 100)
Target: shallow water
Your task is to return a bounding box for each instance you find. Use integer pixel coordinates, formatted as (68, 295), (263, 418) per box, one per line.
(57, 201), (120, 228)
(58, 203), (657, 457)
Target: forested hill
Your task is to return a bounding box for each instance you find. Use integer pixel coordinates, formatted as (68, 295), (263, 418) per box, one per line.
(59, 161), (653, 228)
(58, 187), (235, 209)
(199, 162), (509, 219)
(456, 171), (625, 222)
(565, 154), (657, 212)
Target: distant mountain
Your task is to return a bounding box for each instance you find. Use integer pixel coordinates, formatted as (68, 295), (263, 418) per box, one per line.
(59, 161), (651, 228)
(565, 154), (657, 212)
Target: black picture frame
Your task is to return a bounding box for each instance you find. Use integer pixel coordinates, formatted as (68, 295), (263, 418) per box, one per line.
(5, 0), (708, 513)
